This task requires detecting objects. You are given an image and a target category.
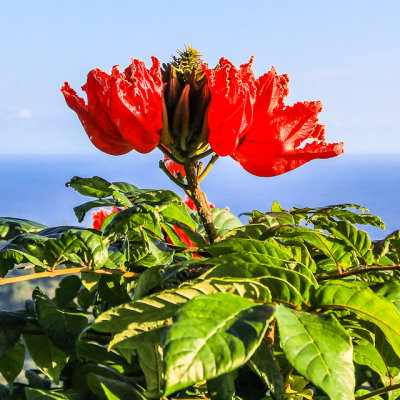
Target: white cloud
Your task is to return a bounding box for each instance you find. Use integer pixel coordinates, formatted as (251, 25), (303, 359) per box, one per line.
(3, 109), (33, 121)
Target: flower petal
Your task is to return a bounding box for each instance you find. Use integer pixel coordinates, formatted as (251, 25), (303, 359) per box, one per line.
(204, 57), (256, 156)
(109, 57), (164, 153)
(61, 80), (133, 155)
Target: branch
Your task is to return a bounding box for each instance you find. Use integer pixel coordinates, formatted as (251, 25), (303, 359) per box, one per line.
(158, 160), (188, 190)
(0, 267), (140, 286)
(355, 383), (400, 400)
(316, 265), (400, 281)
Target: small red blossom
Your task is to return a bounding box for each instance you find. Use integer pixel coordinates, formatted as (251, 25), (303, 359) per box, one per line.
(92, 207), (120, 230)
(203, 58), (256, 157)
(184, 195), (215, 211)
(61, 57), (163, 155)
(164, 156), (186, 178)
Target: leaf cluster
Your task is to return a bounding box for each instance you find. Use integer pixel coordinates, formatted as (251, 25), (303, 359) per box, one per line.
(1, 178), (400, 400)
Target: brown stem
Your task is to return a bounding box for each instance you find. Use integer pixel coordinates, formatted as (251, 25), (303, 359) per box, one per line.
(0, 267), (140, 286)
(316, 265), (400, 282)
(355, 383), (400, 400)
(184, 159), (218, 244)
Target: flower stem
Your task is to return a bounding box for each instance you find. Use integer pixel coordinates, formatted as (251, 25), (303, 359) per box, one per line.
(184, 159), (218, 244)
(158, 160), (188, 190)
(355, 383), (400, 400)
(0, 267), (140, 286)
(198, 154), (219, 183)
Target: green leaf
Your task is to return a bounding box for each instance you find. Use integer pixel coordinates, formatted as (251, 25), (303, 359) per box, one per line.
(204, 262), (313, 306)
(248, 342), (284, 400)
(313, 281), (400, 358)
(86, 374), (146, 400)
(25, 388), (80, 400)
(136, 344), (163, 398)
(23, 322), (69, 384)
(163, 293), (275, 395)
(159, 201), (197, 230)
(210, 208), (243, 237)
(73, 199), (116, 223)
(0, 311), (26, 358)
(322, 220), (375, 265)
(25, 369), (51, 390)
(0, 217), (47, 240)
(33, 288), (88, 353)
(275, 305), (354, 400)
(103, 204), (162, 238)
(133, 266), (163, 301)
(54, 275), (82, 308)
(66, 176), (116, 198)
(206, 237), (292, 260)
(92, 278), (271, 350)
(207, 371), (236, 400)
(0, 341), (25, 389)
(272, 225), (357, 269)
(353, 338), (387, 377)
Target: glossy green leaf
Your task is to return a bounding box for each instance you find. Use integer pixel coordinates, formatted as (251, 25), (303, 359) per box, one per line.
(73, 199), (116, 223)
(103, 204), (162, 238)
(33, 288), (88, 353)
(272, 225), (356, 269)
(204, 262), (313, 306)
(23, 322), (69, 384)
(163, 293), (275, 395)
(322, 220), (375, 265)
(158, 201), (197, 230)
(207, 237), (292, 260)
(133, 266), (163, 301)
(0, 311), (26, 358)
(210, 208), (243, 237)
(0, 341), (25, 388)
(353, 339), (387, 377)
(0, 217), (47, 240)
(313, 281), (400, 358)
(275, 305), (354, 400)
(66, 176), (116, 198)
(92, 278), (271, 350)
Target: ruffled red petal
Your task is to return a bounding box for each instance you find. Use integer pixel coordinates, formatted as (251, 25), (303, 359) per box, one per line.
(61, 81), (133, 155)
(234, 81), (344, 177)
(109, 57), (163, 153)
(203, 57), (256, 156)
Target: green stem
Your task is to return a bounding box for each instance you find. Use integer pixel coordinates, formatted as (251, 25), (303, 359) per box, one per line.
(191, 147), (214, 161)
(184, 159), (218, 244)
(158, 160), (188, 190)
(157, 145), (184, 164)
(355, 383), (400, 400)
(198, 154), (219, 183)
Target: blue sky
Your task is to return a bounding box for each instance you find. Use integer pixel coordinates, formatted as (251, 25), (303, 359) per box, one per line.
(1, 0), (399, 155)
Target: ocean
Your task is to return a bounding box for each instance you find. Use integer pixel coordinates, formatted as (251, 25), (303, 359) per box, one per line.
(1, 152), (399, 240)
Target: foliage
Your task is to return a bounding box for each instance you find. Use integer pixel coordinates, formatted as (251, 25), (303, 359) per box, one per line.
(1, 175), (400, 400)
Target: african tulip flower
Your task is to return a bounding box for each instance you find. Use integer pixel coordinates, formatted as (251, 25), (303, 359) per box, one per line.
(62, 57), (163, 155)
(230, 67), (344, 176)
(202, 58), (256, 157)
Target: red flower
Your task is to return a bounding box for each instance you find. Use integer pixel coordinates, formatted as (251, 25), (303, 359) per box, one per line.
(164, 156), (186, 178)
(92, 207), (120, 230)
(61, 57), (163, 155)
(205, 65), (343, 176)
(202, 58), (256, 157)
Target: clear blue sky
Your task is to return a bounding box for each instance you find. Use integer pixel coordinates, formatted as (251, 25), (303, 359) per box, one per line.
(1, 0), (399, 154)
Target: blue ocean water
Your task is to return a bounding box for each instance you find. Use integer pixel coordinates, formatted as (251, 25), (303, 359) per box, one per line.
(1, 152), (399, 239)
